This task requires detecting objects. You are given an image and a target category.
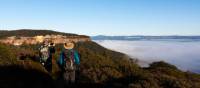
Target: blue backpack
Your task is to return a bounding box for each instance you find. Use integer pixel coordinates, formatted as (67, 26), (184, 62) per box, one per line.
(59, 49), (80, 70)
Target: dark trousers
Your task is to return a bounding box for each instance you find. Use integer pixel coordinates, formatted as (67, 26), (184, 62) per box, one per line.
(63, 70), (76, 85)
(44, 57), (52, 73)
(45, 63), (52, 73)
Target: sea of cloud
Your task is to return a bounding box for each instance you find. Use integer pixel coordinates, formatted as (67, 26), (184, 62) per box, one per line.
(94, 40), (200, 73)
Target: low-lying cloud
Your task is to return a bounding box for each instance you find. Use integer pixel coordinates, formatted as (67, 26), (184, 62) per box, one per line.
(95, 40), (200, 73)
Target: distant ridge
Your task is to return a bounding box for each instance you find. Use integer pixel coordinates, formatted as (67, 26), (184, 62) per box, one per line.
(0, 29), (89, 38)
(92, 35), (200, 40)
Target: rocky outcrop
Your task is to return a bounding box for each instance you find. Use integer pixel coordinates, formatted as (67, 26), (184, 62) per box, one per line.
(0, 35), (91, 46)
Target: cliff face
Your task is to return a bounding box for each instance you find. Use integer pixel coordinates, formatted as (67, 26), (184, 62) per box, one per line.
(0, 34), (91, 46)
(0, 29), (91, 45)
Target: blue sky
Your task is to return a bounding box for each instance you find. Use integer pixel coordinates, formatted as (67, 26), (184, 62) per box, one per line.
(0, 0), (200, 36)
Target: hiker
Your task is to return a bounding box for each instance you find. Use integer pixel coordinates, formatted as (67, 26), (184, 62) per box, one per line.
(39, 40), (49, 66)
(58, 42), (80, 85)
(39, 40), (55, 73)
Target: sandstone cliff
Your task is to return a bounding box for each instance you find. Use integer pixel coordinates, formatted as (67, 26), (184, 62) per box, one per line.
(0, 30), (91, 45)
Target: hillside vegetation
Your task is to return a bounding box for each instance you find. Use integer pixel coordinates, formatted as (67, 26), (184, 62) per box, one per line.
(0, 41), (200, 88)
(0, 30), (200, 88)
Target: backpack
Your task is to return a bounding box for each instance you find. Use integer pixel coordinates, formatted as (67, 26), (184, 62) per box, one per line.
(40, 46), (50, 63)
(63, 49), (75, 71)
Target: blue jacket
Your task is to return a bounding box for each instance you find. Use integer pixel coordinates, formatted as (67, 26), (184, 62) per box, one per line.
(58, 49), (80, 66)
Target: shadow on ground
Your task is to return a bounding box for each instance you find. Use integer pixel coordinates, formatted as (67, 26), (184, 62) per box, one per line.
(0, 65), (54, 88)
(0, 65), (108, 88)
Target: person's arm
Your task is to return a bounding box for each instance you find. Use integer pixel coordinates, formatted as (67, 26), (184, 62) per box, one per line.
(74, 50), (80, 65)
(38, 46), (42, 62)
(52, 47), (56, 54)
(58, 51), (64, 66)
(51, 47), (56, 63)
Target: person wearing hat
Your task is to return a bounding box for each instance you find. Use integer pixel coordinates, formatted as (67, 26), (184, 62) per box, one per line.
(58, 42), (80, 86)
(39, 40), (56, 74)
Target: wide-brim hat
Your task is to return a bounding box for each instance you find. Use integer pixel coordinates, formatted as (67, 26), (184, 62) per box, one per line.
(64, 42), (74, 49)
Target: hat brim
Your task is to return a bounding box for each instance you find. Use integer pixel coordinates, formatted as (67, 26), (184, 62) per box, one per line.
(64, 43), (74, 49)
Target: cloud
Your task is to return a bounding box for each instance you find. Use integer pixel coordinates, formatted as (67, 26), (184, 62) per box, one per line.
(95, 40), (200, 73)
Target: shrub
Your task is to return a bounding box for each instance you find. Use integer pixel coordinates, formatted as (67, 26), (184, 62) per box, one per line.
(0, 43), (16, 65)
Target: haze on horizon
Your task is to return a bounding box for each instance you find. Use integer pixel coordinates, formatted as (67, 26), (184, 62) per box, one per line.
(0, 0), (200, 36)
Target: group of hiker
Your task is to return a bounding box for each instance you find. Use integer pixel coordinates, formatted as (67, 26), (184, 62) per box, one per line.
(39, 40), (80, 85)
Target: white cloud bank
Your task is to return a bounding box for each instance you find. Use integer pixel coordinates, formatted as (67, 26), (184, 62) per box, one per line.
(95, 40), (200, 73)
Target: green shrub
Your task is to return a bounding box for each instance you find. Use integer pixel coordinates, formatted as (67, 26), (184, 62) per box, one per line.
(149, 61), (178, 70)
(0, 43), (16, 65)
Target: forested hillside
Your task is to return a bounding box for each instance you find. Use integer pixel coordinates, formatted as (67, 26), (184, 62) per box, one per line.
(0, 41), (200, 88)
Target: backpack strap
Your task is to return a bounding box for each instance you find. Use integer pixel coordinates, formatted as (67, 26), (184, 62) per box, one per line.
(70, 49), (75, 63)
